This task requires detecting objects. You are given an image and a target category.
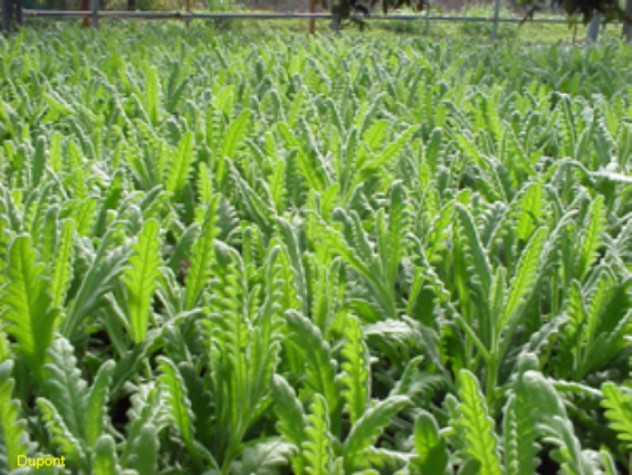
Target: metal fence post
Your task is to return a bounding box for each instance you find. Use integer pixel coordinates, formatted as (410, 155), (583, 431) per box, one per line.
(586, 13), (600, 42)
(309, 0), (316, 34)
(90, 0), (99, 28)
(424, 0), (430, 34)
(624, 0), (632, 43)
(491, 0), (500, 39)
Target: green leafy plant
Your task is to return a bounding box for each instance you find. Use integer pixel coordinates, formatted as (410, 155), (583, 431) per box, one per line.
(0, 25), (630, 475)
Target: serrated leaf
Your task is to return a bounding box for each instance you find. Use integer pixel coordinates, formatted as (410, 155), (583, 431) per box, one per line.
(185, 196), (220, 309)
(85, 360), (115, 448)
(50, 219), (75, 309)
(501, 227), (546, 329)
(601, 383), (632, 450)
(502, 393), (539, 475)
(577, 195), (605, 279)
(42, 337), (88, 440)
(93, 435), (119, 475)
(122, 423), (159, 475)
(339, 315), (370, 426)
(222, 109), (250, 159)
(271, 374), (308, 448)
(157, 356), (195, 451)
(286, 311), (340, 422)
(455, 205), (492, 295)
(124, 219), (162, 344)
(343, 395), (409, 472)
(166, 131), (195, 195)
(0, 361), (31, 470)
(302, 394), (333, 475)
(37, 398), (85, 468)
(457, 370), (503, 475)
(231, 439), (295, 475)
(412, 410), (449, 474)
(1, 235), (58, 378)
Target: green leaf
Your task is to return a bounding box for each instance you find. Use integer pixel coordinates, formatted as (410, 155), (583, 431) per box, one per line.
(85, 360), (115, 449)
(455, 204), (492, 295)
(516, 370), (594, 475)
(166, 131), (195, 196)
(1, 235), (59, 378)
(363, 126), (416, 175)
(0, 360), (31, 470)
(42, 336), (88, 440)
(378, 181), (410, 291)
(601, 383), (632, 450)
(516, 181), (544, 241)
(0, 330), (9, 362)
(363, 120), (389, 150)
(222, 109), (250, 159)
(37, 398), (85, 468)
(123, 423), (159, 475)
(286, 311), (340, 423)
(457, 370), (503, 475)
(93, 435), (120, 475)
(185, 196), (220, 309)
(302, 394), (334, 475)
(124, 219), (162, 344)
(157, 356), (196, 452)
(343, 395), (409, 472)
(501, 227), (546, 329)
(339, 315), (370, 426)
(271, 374), (308, 448)
(63, 230), (128, 338)
(231, 439), (295, 475)
(30, 135), (47, 189)
(411, 410), (449, 474)
(271, 375), (307, 474)
(121, 386), (162, 475)
(502, 393), (539, 475)
(144, 65), (161, 126)
(50, 219), (75, 309)
(577, 195), (605, 279)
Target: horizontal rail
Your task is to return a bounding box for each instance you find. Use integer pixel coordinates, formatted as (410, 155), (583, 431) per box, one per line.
(20, 9), (585, 24)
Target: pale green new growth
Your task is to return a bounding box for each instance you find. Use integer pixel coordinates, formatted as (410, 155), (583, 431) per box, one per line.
(501, 226), (546, 329)
(339, 314), (370, 426)
(93, 435), (120, 475)
(303, 394), (334, 475)
(185, 196), (220, 309)
(124, 218), (162, 343)
(457, 370), (503, 475)
(601, 383), (632, 450)
(0, 361), (31, 470)
(1, 235), (58, 378)
(166, 131), (195, 196)
(50, 219), (75, 309)
(412, 410), (449, 473)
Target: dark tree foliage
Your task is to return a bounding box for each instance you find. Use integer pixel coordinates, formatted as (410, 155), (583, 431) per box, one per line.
(327, 0), (425, 29)
(519, 0), (631, 24)
(327, 0), (630, 31)
(378, 0), (424, 14)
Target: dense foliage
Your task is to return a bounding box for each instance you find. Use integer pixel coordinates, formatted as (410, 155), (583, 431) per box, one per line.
(0, 25), (631, 474)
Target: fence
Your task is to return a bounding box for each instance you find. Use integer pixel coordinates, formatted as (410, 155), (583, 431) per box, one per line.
(14, 10), (577, 31)
(3, 0), (623, 40)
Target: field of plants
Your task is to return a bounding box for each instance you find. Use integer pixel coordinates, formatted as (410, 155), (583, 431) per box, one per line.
(0, 25), (631, 474)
